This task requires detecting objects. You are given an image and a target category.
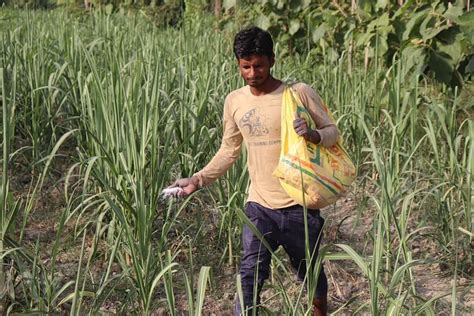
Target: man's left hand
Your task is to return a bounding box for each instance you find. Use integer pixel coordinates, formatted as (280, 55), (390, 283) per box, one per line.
(293, 116), (321, 144)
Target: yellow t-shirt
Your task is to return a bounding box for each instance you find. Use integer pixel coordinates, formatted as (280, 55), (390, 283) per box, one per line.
(193, 82), (339, 209)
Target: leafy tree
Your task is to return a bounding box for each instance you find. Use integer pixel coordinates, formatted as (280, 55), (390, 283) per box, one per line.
(222, 0), (473, 86)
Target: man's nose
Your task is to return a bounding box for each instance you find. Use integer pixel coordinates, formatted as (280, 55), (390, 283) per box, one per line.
(249, 67), (256, 77)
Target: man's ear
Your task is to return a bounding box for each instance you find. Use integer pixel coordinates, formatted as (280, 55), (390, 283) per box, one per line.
(269, 55), (275, 67)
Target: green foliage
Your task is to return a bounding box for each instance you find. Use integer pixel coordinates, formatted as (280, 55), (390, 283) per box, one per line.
(184, 0), (207, 15)
(2, 0), (54, 8)
(388, 1), (473, 86)
(252, 0), (313, 56)
(4, 0), (473, 88)
(223, 0), (473, 87)
(1, 8), (472, 314)
(140, 0), (183, 27)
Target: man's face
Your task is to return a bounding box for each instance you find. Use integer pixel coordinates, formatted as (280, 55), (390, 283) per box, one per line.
(238, 54), (274, 88)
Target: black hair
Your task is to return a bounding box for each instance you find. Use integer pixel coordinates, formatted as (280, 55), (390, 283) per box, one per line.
(233, 26), (274, 60)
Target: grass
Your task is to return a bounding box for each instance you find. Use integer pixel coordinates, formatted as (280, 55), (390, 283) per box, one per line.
(0, 7), (473, 315)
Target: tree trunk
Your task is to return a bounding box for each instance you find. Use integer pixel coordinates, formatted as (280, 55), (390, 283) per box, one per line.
(214, 0), (222, 18)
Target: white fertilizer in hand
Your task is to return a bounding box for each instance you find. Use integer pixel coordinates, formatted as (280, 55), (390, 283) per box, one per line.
(161, 187), (184, 198)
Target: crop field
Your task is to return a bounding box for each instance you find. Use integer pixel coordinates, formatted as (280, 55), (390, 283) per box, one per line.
(0, 7), (473, 315)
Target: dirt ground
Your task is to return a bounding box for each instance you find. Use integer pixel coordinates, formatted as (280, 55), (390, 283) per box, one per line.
(184, 193), (474, 315)
(9, 159), (474, 315)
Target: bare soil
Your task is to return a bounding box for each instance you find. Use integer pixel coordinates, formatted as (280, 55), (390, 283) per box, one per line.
(8, 158), (474, 315)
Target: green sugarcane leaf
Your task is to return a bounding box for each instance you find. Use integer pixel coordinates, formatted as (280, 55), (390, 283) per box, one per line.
(0, 247), (21, 260)
(458, 227), (474, 237)
(388, 260), (422, 290)
(336, 244), (369, 276)
(194, 266), (211, 316)
(58, 290), (95, 306)
(147, 262), (178, 307)
(323, 252), (352, 260)
(53, 281), (75, 307)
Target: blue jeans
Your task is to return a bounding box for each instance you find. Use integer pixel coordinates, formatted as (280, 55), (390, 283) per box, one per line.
(234, 202), (328, 315)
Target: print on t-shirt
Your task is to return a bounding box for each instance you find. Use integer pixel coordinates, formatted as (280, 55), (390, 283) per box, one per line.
(239, 108), (269, 137)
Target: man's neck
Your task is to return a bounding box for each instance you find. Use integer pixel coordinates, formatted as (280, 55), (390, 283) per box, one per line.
(249, 77), (282, 96)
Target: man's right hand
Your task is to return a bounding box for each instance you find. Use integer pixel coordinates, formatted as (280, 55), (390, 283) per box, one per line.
(169, 177), (199, 197)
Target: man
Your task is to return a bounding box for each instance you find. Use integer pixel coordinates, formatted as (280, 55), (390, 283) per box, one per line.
(170, 26), (339, 315)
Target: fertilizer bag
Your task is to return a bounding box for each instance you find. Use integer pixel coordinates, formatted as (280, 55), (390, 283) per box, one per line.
(273, 86), (356, 209)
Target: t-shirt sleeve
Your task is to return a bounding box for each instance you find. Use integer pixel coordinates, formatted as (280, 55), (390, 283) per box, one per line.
(192, 95), (243, 187)
(293, 83), (339, 147)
